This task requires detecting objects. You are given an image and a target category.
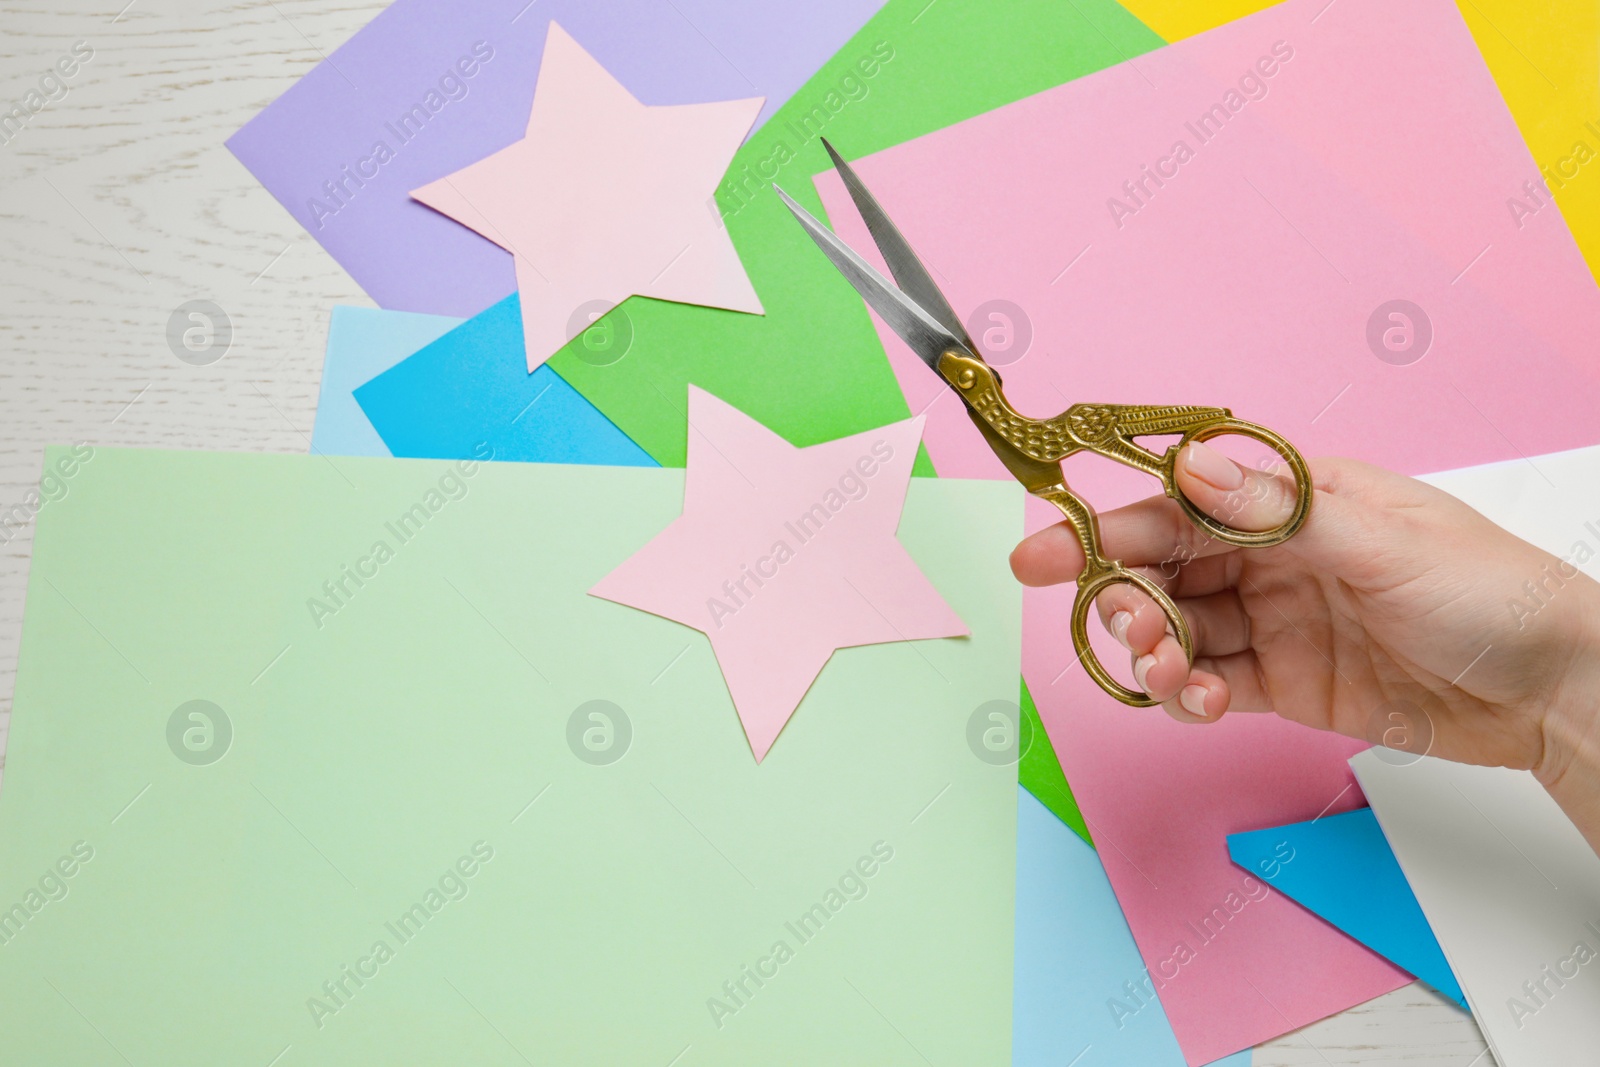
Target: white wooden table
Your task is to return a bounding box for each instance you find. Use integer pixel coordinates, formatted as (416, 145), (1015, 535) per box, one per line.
(0, 3), (1494, 1063)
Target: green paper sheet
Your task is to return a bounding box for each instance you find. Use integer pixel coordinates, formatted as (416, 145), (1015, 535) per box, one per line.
(1017, 678), (1090, 846)
(550, 0), (1163, 467)
(3, 448), (1020, 1065)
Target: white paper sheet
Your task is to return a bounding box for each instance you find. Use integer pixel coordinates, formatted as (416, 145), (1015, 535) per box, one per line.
(1354, 753), (1600, 1067)
(1353, 442), (1600, 1067)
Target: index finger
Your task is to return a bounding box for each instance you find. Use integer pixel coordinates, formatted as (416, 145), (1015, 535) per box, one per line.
(1009, 492), (1226, 587)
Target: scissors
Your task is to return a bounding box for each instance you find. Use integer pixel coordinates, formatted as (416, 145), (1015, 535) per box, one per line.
(775, 140), (1314, 707)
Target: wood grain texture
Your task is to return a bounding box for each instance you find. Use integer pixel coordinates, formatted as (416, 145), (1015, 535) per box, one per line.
(0, 2), (1494, 1063)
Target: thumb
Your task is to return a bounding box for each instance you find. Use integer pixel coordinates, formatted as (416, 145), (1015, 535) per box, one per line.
(1174, 439), (1301, 534)
(1179, 448), (1400, 582)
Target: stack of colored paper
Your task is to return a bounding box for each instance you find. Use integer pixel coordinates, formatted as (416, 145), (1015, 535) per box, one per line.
(3, 0), (1598, 1063)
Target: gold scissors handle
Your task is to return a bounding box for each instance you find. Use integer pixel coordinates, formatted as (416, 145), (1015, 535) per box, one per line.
(1036, 483), (1197, 705)
(940, 351), (1313, 706)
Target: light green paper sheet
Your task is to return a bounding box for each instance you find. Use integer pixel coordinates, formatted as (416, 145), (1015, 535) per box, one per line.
(549, 0), (1164, 469)
(3, 448), (1019, 1065)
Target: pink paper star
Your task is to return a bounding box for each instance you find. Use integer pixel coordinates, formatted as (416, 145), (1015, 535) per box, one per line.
(591, 388), (968, 762)
(411, 22), (764, 372)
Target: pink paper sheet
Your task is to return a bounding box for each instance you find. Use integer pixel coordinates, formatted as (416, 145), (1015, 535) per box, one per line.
(815, 0), (1600, 1060)
(412, 23), (764, 371)
(591, 388), (966, 761)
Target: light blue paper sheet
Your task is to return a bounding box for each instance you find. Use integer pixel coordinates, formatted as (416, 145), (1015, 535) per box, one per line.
(1228, 808), (1466, 1009)
(312, 306), (464, 458)
(1016, 789), (1253, 1066)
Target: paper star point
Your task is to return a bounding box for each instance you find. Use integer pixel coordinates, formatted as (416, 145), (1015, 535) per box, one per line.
(591, 388), (966, 761)
(411, 22), (764, 372)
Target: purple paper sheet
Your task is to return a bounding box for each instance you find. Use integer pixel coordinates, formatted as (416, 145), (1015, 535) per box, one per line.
(228, 0), (885, 316)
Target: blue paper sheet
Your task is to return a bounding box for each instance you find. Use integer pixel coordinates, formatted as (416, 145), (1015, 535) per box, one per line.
(1016, 789), (1252, 1066)
(312, 306), (463, 457)
(352, 294), (655, 466)
(1228, 807), (1466, 1008)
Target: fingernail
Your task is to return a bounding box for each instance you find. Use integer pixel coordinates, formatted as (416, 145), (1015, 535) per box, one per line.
(1110, 611), (1134, 647)
(1180, 684), (1210, 718)
(1134, 654), (1156, 691)
(1184, 441), (1245, 491)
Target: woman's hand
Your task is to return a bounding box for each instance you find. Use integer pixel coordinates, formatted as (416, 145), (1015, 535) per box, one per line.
(1009, 443), (1600, 847)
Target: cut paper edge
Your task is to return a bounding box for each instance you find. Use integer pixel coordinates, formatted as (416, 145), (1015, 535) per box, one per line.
(589, 389), (965, 764)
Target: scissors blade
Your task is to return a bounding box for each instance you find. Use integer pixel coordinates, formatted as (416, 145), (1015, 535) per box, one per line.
(819, 138), (974, 351)
(774, 184), (967, 372)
